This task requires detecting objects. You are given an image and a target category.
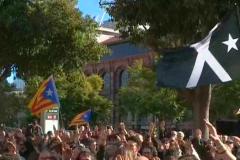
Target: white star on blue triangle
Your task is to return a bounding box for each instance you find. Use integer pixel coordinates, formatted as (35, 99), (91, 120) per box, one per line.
(43, 79), (60, 105)
(222, 34), (238, 52)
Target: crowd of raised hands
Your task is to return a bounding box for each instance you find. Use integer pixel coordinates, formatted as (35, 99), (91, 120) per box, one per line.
(0, 120), (239, 160)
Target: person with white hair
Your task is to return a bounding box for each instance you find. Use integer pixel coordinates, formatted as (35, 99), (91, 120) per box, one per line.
(177, 131), (185, 141)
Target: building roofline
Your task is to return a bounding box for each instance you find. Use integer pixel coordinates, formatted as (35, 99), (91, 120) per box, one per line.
(98, 27), (119, 34)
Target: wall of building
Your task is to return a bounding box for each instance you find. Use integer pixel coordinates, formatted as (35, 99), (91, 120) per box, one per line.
(85, 41), (155, 125)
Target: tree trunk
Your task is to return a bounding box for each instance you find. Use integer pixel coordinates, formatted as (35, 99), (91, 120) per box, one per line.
(192, 85), (212, 140)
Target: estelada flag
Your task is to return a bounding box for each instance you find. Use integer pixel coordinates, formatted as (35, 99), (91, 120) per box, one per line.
(28, 75), (60, 115)
(69, 110), (92, 126)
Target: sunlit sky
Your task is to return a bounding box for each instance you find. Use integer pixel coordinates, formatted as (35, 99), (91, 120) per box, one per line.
(77, 0), (110, 23)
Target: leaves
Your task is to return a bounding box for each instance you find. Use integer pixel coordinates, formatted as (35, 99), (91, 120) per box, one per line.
(25, 70), (112, 127)
(107, 0), (238, 49)
(211, 81), (240, 121)
(0, 81), (26, 126)
(118, 61), (185, 121)
(0, 0), (108, 78)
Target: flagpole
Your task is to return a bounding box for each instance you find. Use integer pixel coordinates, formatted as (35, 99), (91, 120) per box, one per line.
(90, 106), (94, 127)
(58, 107), (65, 129)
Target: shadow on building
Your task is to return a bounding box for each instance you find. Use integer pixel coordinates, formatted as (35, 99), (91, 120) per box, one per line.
(84, 21), (155, 127)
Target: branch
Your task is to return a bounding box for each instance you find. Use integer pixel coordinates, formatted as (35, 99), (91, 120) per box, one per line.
(99, 0), (115, 8)
(0, 65), (13, 81)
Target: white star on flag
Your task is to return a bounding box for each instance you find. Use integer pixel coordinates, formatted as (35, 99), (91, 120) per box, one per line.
(222, 34), (238, 52)
(46, 88), (53, 96)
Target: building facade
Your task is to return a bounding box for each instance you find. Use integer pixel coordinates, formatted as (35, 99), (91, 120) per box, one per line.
(84, 23), (155, 124)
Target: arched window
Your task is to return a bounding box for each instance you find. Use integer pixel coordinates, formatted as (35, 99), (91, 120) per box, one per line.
(102, 72), (111, 96)
(119, 70), (129, 87)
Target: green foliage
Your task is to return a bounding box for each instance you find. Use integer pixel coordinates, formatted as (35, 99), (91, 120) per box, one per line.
(25, 71), (113, 127)
(106, 0), (237, 49)
(106, 0), (240, 123)
(118, 61), (185, 121)
(0, 81), (26, 126)
(211, 81), (240, 120)
(0, 0), (108, 78)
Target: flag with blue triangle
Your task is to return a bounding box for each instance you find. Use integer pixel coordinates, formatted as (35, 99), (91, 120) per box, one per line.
(28, 75), (60, 115)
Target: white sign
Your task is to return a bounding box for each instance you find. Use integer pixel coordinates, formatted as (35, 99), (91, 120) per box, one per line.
(44, 120), (58, 134)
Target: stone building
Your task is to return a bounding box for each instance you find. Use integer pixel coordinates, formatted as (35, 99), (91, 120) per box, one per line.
(84, 22), (155, 124)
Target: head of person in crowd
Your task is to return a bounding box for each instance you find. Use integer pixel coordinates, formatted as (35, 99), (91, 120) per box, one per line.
(193, 129), (202, 140)
(159, 120), (166, 130)
(38, 149), (59, 160)
(76, 147), (94, 160)
(85, 124), (91, 132)
(204, 139), (216, 160)
(87, 138), (97, 154)
(5, 132), (15, 143)
(32, 120), (38, 127)
(178, 155), (199, 160)
(114, 146), (135, 160)
(135, 133), (144, 145)
(5, 141), (17, 155)
(162, 138), (170, 151)
(165, 155), (178, 160)
(226, 139), (234, 151)
(93, 125), (99, 134)
(79, 125), (85, 133)
(31, 134), (43, 147)
(177, 131), (185, 141)
(16, 139), (26, 154)
(221, 135), (228, 143)
(107, 134), (121, 145)
(118, 122), (126, 134)
(105, 142), (119, 160)
(142, 135), (153, 148)
(14, 128), (23, 140)
(126, 136), (142, 157)
(141, 146), (158, 160)
(118, 132), (127, 144)
(81, 131), (89, 140)
(170, 131), (178, 141)
(62, 130), (71, 143)
(168, 139), (182, 158)
(48, 137), (63, 155)
(47, 131), (54, 139)
(0, 129), (5, 143)
(106, 125), (113, 136)
(128, 130), (136, 137)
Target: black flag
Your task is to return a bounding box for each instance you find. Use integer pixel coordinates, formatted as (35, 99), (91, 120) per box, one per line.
(157, 10), (240, 89)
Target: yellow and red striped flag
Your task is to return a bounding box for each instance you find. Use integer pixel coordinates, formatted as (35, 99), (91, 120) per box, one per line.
(69, 110), (92, 126)
(28, 76), (60, 116)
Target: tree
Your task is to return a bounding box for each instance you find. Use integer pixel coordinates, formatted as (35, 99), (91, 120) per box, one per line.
(25, 71), (113, 127)
(0, 81), (26, 126)
(104, 0), (239, 137)
(211, 81), (240, 121)
(118, 61), (185, 125)
(0, 0), (108, 79)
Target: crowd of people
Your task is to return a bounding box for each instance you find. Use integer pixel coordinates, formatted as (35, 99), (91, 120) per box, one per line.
(0, 120), (239, 160)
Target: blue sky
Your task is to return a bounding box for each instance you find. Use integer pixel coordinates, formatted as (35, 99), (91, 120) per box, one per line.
(78, 0), (110, 23)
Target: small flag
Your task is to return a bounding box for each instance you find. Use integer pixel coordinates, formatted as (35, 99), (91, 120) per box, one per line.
(157, 10), (240, 88)
(28, 75), (60, 115)
(69, 110), (92, 126)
